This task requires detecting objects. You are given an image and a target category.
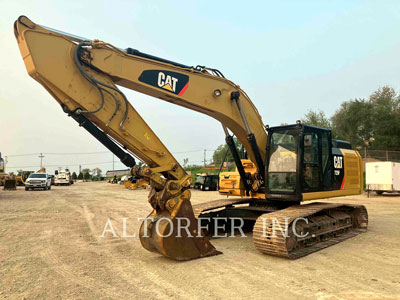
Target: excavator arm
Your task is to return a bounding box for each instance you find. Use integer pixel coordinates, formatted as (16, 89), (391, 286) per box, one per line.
(14, 16), (267, 260)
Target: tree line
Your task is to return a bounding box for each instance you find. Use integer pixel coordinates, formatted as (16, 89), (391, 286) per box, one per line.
(72, 167), (103, 181)
(210, 86), (400, 165)
(302, 86), (400, 150)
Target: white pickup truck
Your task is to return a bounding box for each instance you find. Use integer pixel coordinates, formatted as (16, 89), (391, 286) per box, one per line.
(25, 172), (52, 190)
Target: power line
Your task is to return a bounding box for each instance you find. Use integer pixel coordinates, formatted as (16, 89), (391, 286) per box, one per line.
(6, 153), (40, 157)
(172, 149), (217, 154)
(172, 150), (203, 154)
(6, 151), (109, 157)
(6, 160), (125, 169)
(45, 151), (110, 155)
(5, 149), (217, 157)
(5, 148), (219, 170)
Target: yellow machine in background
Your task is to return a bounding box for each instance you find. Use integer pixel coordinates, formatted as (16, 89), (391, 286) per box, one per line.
(0, 152), (17, 190)
(2, 175), (17, 190)
(15, 176), (25, 186)
(193, 173), (219, 191)
(219, 159), (261, 197)
(124, 177), (149, 190)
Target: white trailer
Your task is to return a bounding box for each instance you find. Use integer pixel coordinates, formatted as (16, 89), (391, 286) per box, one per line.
(366, 161), (400, 195)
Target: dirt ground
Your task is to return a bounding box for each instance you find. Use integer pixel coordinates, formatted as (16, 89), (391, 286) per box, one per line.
(1, 182), (400, 300)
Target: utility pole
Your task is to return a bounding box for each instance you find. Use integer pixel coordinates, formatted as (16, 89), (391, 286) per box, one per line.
(79, 165), (82, 174)
(204, 149), (206, 167)
(38, 153), (45, 168)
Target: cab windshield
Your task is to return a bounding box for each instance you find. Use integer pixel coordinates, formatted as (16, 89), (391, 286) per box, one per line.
(195, 176), (205, 185)
(268, 129), (298, 193)
(29, 173), (46, 179)
(208, 176), (218, 186)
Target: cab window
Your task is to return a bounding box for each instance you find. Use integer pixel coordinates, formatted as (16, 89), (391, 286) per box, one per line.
(302, 132), (320, 191)
(268, 129), (298, 193)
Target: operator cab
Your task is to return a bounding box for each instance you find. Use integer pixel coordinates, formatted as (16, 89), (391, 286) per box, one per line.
(265, 123), (335, 202)
(194, 174), (219, 191)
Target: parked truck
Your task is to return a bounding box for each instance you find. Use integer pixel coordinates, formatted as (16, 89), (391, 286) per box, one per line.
(366, 161), (400, 195)
(54, 169), (73, 186)
(25, 172), (52, 190)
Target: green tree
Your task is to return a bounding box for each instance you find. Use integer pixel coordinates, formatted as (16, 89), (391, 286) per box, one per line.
(83, 171), (91, 181)
(331, 99), (373, 147)
(299, 86), (400, 150)
(331, 86), (400, 150)
(72, 172), (77, 180)
(78, 172), (83, 180)
(368, 86), (400, 149)
(92, 168), (102, 177)
(301, 110), (332, 130)
(82, 168), (91, 175)
(212, 137), (242, 165)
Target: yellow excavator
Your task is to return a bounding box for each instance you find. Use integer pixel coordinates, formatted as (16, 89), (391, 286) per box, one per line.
(0, 152), (17, 190)
(14, 16), (367, 260)
(124, 176), (149, 190)
(219, 159), (258, 197)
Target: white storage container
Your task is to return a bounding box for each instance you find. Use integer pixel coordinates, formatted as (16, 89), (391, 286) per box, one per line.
(366, 161), (400, 193)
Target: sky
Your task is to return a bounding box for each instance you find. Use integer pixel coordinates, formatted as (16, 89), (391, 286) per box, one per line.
(1, 0), (400, 175)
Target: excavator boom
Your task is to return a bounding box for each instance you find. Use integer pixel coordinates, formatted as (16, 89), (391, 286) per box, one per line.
(14, 16), (268, 260)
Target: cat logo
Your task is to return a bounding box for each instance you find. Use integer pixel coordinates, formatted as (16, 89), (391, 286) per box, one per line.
(157, 72), (178, 92)
(334, 156), (343, 169)
(138, 70), (189, 96)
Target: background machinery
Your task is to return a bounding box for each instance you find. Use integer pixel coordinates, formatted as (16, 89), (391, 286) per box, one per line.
(193, 173), (219, 191)
(0, 152), (17, 190)
(0, 153), (6, 187)
(15, 16), (367, 260)
(219, 159), (257, 197)
(123, 176), (149, 190)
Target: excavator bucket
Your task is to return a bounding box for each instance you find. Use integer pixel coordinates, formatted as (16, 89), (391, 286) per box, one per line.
(139, 199), (221, 261)
(4, 178), (17, 190)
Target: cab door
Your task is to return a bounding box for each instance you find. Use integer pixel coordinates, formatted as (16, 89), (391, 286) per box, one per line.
(301, 127), (332, 192)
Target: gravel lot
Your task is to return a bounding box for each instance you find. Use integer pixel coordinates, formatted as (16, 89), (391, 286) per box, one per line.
(1, 182), (400, 299)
